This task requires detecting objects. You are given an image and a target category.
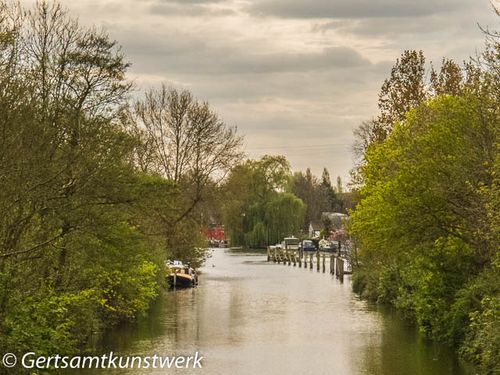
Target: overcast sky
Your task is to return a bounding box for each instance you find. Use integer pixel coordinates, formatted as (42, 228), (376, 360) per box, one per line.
(30, 0), (499, 183)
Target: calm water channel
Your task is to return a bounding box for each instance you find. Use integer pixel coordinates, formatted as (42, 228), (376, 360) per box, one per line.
(93, 248), (472, 374)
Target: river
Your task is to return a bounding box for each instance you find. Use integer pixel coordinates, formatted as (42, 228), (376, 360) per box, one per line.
(95, 248), (472, 374)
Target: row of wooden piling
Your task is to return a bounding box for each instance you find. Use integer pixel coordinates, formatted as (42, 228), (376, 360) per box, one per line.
(267, 247), (345, 281)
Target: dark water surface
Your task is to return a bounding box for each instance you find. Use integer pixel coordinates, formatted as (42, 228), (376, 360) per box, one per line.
(95, 248), (472, 374)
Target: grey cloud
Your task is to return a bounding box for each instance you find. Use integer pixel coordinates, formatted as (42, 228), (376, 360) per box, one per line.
(311, 3), (493, 41)
(210, 46), (372, 74)
(57, 0), (496, 181)
(313, 16), (450, 37)
(249, 0), (468, 19)
(120, 28), (373, 76)
(143, 0), (234, 16)
(149, 3), (235, 16)
(182, 68), (384, 102)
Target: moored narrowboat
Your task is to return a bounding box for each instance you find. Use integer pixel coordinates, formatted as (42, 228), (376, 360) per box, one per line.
(167, 260), (198, 288)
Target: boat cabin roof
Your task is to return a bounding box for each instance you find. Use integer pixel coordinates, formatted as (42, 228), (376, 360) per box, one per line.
(283, 237), (299, 245)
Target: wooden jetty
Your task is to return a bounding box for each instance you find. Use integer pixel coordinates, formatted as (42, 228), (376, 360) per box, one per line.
(267, 245), (351, 282)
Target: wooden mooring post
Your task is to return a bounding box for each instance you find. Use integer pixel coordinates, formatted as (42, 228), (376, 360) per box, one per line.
(336, 257), (344, 281)
(269, 243), (346, 283)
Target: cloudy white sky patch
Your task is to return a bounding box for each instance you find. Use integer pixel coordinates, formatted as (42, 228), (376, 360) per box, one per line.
(30, 0), (499, 182)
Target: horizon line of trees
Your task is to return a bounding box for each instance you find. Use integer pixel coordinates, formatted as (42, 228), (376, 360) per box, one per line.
(221, 155), (351, 248)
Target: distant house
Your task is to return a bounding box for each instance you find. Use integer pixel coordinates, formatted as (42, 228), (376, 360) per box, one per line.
(203, 224), (225, 241)
(308, 222), (322, 238)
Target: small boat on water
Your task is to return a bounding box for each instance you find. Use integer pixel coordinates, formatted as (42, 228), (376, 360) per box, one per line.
(282, 236), (300, 250)
(319, 239), (339, 253)
(300, 239), (317, 252)
(167, 260), (198, 288)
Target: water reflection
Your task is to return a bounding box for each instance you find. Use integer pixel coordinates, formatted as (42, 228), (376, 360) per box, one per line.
(92, 248), (471, 374)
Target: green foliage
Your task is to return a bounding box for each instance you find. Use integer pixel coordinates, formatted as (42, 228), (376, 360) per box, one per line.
(164, 219), (207, 268)
(466, 295), (500, 373)
(222, 155), (305, 247)
(2, 291), (99, 356)
(288, 167), (346, 231)
(245, 221), (267, 249)
(265, 192), (306, 244)
(0, 0), (216, 359)
(97, 261), (160, 323)
(461, 289), (500, 374)
(350, 94), (498, 371)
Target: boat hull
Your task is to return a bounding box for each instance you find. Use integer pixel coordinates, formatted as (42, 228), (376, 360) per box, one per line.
(168, 274), (196, 288)
(320, 248), (338, 253)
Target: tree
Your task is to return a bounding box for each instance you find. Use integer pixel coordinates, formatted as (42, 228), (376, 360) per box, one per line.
(0, 0), (131, 260)
(350, 94), (498, 370)
(349, 9), (499, 371)
(350, 51), (428, 193)
(350, 51), (480, 193)
(220, 162), (256, 246)
(430, 58), (464, 96)
(265, 193), (305, 244)
(289, 168), (328, 229)
(336, 176), (343, 194)
(376, 50), (427, 141)
(127, 85), (244, 224)
(0, 0), (169, 356)
(321, 167), (344, 212)
(252, 154), (291, 199)
(222, 155), (304, 247)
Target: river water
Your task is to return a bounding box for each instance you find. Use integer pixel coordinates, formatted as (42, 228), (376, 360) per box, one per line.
(97, 248), (472, 375)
